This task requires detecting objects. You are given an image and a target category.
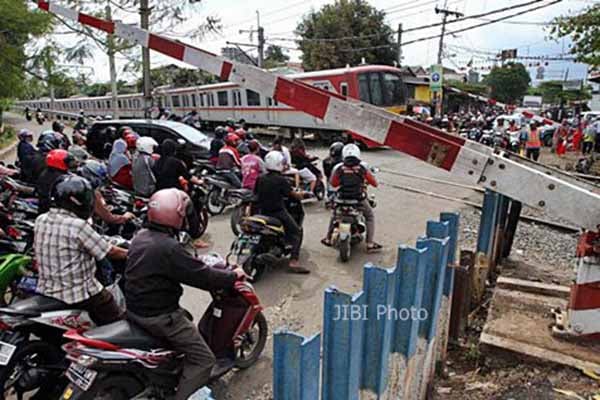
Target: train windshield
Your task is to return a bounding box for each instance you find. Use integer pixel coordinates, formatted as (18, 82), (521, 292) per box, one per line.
(358, 72), (406, 107)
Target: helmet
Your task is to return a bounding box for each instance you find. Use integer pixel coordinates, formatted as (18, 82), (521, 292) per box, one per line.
(147, 189), (192, 230)
(51, 175), (95, 219)
(52, 121), (65, 133)
(78, 160), (109, 189)
(136, 136), (158, 154)
(46, 149), (76, 172)
(235, 128), (246, 140)
(226, 118), (235, 128)
(342, 143), (361, 161)
(225, 133), (240, 147)
(68, 145), (90, 165)
(118, 126), (133, 138)
(329, 141), (344, 158)
(248, 140), (260, 153)
(215, 126), (227, 139)
(18, 129), (33, 141)
(124, 133), (138, 149)
(38, 131), (62, 153)
(265, 151), (285, 172)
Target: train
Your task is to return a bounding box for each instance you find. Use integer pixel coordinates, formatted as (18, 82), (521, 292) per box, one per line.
(18, 64), (415, 146)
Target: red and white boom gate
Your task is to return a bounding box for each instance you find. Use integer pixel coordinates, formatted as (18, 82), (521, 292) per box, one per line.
(37, 1), (600, 338)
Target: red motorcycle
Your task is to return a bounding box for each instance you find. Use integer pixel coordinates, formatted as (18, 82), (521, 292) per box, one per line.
(60, 265), (267, 400)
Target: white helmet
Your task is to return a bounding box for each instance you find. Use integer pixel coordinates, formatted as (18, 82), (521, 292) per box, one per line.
(342, 143), (361, 161)
(136, 136), (158, 154)
(264, 151), (285, 172)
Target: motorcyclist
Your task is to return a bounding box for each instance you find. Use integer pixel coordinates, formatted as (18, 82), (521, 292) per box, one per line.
(35, 175), (128, 325)
(132, 136), (158, 197)
(216, 133), (242, 188)
(225, 118), (236, 133)
(209, 126), (227, 165)
(182, 110), (200, 127)
(17, 129), (37, 183)
(241, 140), (265, 191)
(322, 142), (344, 182)
(108, 139), (133, 190)
(51, 121), (71, 149)
(78, 160), (135, 225)
(321, 144), (382, 253)
(74, 115), (87, 132)
(290, 138), (320, 193)
(255, 151), (310, 274)
(36, 149), (77, 215)
(124, 188), (246, 400)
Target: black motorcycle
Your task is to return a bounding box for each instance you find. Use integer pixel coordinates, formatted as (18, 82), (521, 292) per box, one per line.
(205, 171), (250, 216)
(229, 194), (305, 282)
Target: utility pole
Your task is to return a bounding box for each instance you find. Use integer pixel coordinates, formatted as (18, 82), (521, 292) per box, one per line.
(397, 23), (403, 66)
(257, 11), (265, 68)
(140, 0), (152, 118)
(434, 3), (463, 117)
(106, 3), (119, 118)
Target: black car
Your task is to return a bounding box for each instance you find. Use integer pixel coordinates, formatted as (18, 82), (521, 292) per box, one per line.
(87, 119), (211, 160)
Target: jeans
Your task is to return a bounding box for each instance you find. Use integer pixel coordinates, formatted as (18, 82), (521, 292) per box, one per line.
(265, 209), (302, 259)
(526, 148), (540, 161)
(220, 171), (242, 189)
(583, 141), (594, 154)
(73, 289), (124, 326)
(128, 308), (216, 400)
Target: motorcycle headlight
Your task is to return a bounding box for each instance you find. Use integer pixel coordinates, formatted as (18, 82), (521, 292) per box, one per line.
(76, 354), (98, 368)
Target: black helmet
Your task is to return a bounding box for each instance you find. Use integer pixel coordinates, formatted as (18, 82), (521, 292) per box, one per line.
(38, 131), (62, 154)
(215, 126), (227, 139)
(51, 175), (95, 219)
(329, 141), (344, 158)
(77, 160), (108, 190)
(52, 121), (65, 133)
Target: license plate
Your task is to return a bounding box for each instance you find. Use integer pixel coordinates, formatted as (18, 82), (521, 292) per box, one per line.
(66, 362), (98, 391)
(0, 341), (16, 366)
(236, 235), (260, 250)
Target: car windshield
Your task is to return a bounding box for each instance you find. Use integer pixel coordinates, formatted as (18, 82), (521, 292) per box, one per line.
(154, 120), (211, 148)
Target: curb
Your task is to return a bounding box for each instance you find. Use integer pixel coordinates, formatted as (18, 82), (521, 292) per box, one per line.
(0, 139), (18, 162)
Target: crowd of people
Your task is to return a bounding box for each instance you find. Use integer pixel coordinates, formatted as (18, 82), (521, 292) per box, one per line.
(10, 115), (382, 399)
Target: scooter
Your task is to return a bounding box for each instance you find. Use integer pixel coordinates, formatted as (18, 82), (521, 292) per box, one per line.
(60, 262), (267, 400)
(25, 111), (32, 122)
(331, 196), (377, 262)
(204, 171), (251, 216)
(35, 112), (44, 126)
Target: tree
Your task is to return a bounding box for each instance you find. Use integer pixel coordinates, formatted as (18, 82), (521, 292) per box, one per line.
(136, 65), (216, 91)
(528, 81), (592, 105)
(264, 45), (290, 69)
(0, 0), (51, 122)
(551, 4), (600, 67)
(483, 62), (531, 105)
(296, 0), (396, 71)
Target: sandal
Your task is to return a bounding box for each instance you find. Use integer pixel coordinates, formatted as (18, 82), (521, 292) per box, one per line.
(367, 243), (383, 253)
(321, 238), (333, 247)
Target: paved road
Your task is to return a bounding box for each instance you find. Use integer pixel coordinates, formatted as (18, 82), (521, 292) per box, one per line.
(5, 113), (478, 399)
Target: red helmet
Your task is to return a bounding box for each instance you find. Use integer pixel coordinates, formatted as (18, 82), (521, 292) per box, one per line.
(225, 133), (240, 147)
(124, 133), (137, 149)
(147, 189), (191, 230)
(234, 128), (246, 140)
(46, 149), (75, 172)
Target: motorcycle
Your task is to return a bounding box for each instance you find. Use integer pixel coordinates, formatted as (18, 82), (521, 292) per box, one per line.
(229, 191), (258, 236)
(204, 171), (251, 216)
(229, 193), (305, 282)
(60, 262), (267, 400)
(25, 111), (32, 122)
(331, 196), (377, 262)
(35, 112), (44, 126)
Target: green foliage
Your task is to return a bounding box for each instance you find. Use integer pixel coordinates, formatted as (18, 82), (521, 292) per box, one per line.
(296, 0), (396, 71)
(483, 63), (531, 105)
(528, 81), (592, 105)
(446, 79), (489, 96)
(551, 4), (600, 67)
(264, 45), (290, 69)
(0, 0), (51, 106)
(136, 65), (216, 91)
(0, 126), (16, 150)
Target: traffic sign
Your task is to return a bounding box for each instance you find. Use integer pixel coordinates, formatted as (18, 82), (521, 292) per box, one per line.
(430, 64), (443, 93)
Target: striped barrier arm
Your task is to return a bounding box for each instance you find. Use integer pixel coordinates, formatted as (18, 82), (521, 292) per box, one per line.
(273, 331), (321, 400)
(36, 0), (600, 229)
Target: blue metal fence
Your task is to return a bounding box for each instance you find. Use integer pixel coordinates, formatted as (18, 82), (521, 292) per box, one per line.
(272, 211), (460, 400)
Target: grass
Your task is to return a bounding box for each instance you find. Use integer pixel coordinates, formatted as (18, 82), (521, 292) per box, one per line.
(0, 126), (16, 150)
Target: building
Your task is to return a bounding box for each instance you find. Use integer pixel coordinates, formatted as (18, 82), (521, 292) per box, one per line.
(221, 47), (257, 65)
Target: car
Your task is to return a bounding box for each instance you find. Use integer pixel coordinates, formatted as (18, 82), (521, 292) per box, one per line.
(540, 125), (557, 147)
(86, 119), (211, 161)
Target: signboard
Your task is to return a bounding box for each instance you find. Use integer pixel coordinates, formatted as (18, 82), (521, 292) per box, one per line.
(430, 64), (443, 93)
(500, 49), (517, 61)
(563, 79), (583, 91)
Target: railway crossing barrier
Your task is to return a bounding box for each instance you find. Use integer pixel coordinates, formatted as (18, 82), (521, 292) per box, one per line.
(272, 212), (459, 400)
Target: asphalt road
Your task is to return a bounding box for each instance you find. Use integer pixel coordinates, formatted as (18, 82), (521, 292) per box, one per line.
(4, 113), (477, 399)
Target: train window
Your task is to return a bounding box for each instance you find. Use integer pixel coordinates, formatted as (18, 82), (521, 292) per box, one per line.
(118, 100), (122, 108)
(191, 94), (197, 107)
(358, 74), (370, 103)
(267, 97), (278, 106)
(97, 101), (101, 109)
(232, 90), (240, 106)
(209, 93), (215, 107)
(341, 82), (348, 97)
(78, 102), (82, 110)
(368, 73), (384, 106)
(381, 73), (405, 106)
(107, 100), (112, 109)
(171, 95), (181, 107)
(199, 94), (205, 107)
(217, 91), (228, 106)
(246, 90), (261, 106)
(183, 95), (189, 107)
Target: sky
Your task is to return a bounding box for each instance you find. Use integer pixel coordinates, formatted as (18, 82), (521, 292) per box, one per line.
(42, 0), (598, 84)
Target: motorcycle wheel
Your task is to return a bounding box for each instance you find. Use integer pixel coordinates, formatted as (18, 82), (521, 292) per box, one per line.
(207, 188), (226, 216)
(313, 181), (325, 201)
(235, 311), (268, 369)
(339, 237), (351, 263)
(230, 205), (245, 236)
(80, 373), (144, 400)
(0, 341), (62, 400)
(197, 206), (209, 237)
(243, 255), (266, 283)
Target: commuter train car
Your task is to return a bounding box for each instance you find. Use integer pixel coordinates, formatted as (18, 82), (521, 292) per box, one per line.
(18, 65), (409, 145)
